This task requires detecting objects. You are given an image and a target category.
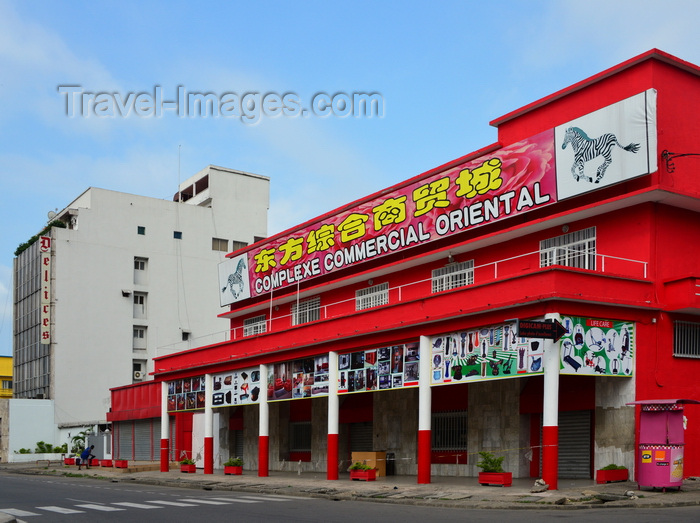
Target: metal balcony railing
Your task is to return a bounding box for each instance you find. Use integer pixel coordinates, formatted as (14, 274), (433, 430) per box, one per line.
(156, 248), (648, 354)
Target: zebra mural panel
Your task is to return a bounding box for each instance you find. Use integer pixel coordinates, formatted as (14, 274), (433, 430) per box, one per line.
(218, 253), (251, 306)
(562, 126), (640, 184)
(555, 89), (657, 201)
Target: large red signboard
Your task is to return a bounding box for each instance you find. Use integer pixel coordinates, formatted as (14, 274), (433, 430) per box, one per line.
(218, 89), (656, 304)
(245, 129), (555, 297)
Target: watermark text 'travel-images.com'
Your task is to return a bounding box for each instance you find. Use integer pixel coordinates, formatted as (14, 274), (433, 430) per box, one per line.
(58, 85), (384, 124)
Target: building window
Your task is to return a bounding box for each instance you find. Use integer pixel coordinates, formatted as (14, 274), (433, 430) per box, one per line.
(133, 257), (148, 285)
(137, 226), (146, 235)
(292, 297), (321, 326)
(231, 240), (248, 251)
(674, 321), (700, 358)
(2, 380), (12, 390)
(133, 292), (147, 319)
(432, 260), (474, 293)
(431, 410), (468, 453)
(356, 282), (389, 310)
(133, 326), (147, 350)
(212, 238), (228, 252)
(243, 315), (267, 336)
(289, 421), (312, 453)
(173, 231), (182, 240)
(540, 227), (596, 270)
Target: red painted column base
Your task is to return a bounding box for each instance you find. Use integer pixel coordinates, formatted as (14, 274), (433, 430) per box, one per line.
(160, 438), (169, 472)
(327, 433), (339, 480)
(204, 437), (214, 474)
(542, 425), (558, 490)
(417, 429), (431, 484)
(259, 435), (269, 477)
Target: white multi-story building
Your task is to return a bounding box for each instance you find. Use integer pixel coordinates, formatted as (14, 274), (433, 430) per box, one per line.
(11, 165), (269, 453)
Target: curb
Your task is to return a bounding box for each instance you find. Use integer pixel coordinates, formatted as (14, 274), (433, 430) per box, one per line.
(3, 465), (700, 510)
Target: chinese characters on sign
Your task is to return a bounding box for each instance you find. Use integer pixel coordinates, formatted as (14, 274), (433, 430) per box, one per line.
(239, 129), (556, 301)
(218, 90), (657, 306)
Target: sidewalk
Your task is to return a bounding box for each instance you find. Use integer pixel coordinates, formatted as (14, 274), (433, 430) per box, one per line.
(2, 461), (700, 511)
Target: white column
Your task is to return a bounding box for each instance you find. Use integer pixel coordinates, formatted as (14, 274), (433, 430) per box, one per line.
(328, 352), (339, 435)
(204, 374), (213, 438)
(417, 335), (432, 483)
(161, 381), (169, 440)
(258, 363), (270, 476)
(259, 364), (269, 438)
(160, 381), (170, 471)
(327, 351), (339, 480)
(542, 312), (561, 490)
(418, 336), (432, 432)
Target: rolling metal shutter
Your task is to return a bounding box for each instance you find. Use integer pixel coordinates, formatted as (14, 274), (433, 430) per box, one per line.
(349, 422), (373, 452)
(133, 420), (151, 460)
(115, 421), (133, 460)
(558, 410), (591, 479)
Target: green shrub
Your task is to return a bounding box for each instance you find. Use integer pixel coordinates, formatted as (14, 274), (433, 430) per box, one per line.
(601, 464), (627, 470)
(476, 451), (505, 473)
(349, 462), (373, 471)
(14, 220), (66, 257)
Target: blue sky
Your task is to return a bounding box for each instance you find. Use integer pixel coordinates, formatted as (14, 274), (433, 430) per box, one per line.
(1, 0), (699, 356)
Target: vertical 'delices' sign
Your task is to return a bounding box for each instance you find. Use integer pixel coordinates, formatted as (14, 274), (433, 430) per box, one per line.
(39, 236), (51, 344)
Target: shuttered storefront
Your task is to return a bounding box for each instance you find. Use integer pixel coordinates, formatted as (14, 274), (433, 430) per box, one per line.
(558, 410), (592, 479)
(114, 419), (162, 461)
(349, 421), (373, 452)
(115, 421), (133, 460)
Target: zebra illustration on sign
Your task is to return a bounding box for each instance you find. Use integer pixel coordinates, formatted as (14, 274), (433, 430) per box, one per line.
(561, 127), (640, 183)
(222, 258), (246, 299)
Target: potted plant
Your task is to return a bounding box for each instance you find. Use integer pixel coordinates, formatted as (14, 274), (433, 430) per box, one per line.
(180, 458), (196, 473)
(224, 457), (243, 475)
(476, 451), (512, 487)
(596, 464), (629, 484)
(349, 461), (377, 481)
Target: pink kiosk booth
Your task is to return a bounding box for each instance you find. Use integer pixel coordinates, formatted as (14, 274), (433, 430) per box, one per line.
(627, 399), (699, 491)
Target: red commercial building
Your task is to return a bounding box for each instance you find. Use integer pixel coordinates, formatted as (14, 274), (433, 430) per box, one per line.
(108, 49), (700, 488)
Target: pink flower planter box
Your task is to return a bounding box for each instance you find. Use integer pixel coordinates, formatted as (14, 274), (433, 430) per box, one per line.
(224, 465), (243, 475)
(100, 459), (113, 467)
(115, 460), (128, 468)
(180, 464), (196, 473)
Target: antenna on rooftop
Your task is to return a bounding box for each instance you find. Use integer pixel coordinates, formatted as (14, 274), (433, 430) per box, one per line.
(177, 144), (181, 202)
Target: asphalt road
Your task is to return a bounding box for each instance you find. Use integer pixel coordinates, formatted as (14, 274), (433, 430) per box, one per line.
(1, 472), (699, 522)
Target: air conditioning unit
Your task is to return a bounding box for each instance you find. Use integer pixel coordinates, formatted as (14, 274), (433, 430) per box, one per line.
(133, 371), (143, 380)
